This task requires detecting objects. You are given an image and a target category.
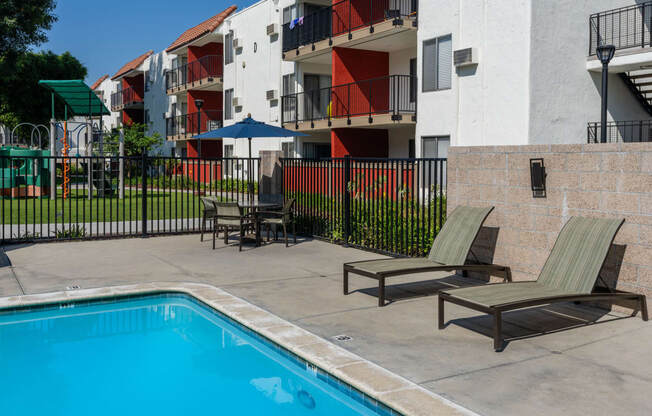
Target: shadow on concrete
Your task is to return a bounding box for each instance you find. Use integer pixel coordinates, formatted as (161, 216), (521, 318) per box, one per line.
(355, 274), (487, 305)
(447, 303), (627, 350)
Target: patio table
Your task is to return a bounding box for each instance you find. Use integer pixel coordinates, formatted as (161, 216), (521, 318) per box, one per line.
(207, 198), (281, 246)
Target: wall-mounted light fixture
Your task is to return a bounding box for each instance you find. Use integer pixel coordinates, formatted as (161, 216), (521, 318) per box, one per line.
(530, 158), (546, 198)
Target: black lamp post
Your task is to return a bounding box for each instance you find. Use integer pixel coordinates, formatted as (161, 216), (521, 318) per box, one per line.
(596, 44), (616, 143)
(194, 99), (204, 157)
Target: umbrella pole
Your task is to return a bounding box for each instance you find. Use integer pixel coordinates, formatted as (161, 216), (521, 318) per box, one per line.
(248, 137), (253, 200)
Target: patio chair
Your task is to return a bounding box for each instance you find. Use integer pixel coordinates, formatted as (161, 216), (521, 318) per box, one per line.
(258, 198), (296, 247)
(213, 202), (256, 252)
(343, 206), (512, 307)
(438, 216), (648, 351)
(200, 197), (217, 242)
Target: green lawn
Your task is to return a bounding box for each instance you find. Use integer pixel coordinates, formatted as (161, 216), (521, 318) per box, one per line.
(2, 189), (205, 225)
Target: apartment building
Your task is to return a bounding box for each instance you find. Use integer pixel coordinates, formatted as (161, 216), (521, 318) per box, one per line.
(94, 1), (652, 159)
(220, 0), (297, 160)
(279, 0), (418, 159)
(90, 75), (120, 131)
(164, 6), (237, 158)
(415, 0), (652, 155)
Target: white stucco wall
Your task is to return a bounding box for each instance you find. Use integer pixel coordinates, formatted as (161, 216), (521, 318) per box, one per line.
(222, 0), (297, 159)
(95, 77), (120, 131)
(416, 0), (533, 151)
(143, 51), (175, 155)
(528, 0), (652, 145)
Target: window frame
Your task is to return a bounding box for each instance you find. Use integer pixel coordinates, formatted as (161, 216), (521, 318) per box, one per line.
(422, 34), (452, 93)
(224, 88), (234, 120)
(225, 31), (234, 65)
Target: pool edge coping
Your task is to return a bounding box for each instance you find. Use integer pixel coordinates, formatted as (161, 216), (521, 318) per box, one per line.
(0, 282), (478, 416)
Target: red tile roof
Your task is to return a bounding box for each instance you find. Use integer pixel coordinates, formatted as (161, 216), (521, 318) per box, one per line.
(166, 6), (237, 53)
(111, 50), (153, 80)
(90, 74), (109, 90)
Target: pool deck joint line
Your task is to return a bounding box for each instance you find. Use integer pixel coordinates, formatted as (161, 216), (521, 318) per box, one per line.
(0, 282), (476, 416)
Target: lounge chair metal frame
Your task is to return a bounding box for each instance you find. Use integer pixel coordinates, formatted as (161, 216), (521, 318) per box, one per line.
(438, 217), (649, 351)
(343, 206), (512, 307)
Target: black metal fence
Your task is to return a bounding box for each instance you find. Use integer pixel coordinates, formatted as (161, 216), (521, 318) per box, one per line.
(281, 75), (417, 125)
(587, 120), (652, 143)
(282, 0), (418, 52)
(0, 155), (259, 243)
(282, 157), (446, 257)
(589, 2), (652, 55)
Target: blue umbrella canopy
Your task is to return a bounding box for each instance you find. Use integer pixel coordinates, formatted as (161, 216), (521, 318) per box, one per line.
(193, 117), (307, 139)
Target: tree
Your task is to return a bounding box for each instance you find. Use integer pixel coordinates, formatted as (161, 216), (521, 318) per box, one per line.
(0, 0), (57, 59)
(0, 51), (87, 127)
(105, 123), (164, 156)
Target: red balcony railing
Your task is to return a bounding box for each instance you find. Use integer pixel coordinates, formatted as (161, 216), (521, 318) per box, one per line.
(110, 86), (143, 110)
(166, 55), (223, 90)
(166, 110), (223, 137)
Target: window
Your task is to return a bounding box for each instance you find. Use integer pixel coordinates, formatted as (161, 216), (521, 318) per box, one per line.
(225, 89), (234, 120)
(224, 144), (234, 158)
(422, 136), (450, 159)
(282, 5), (297, 25)
(144, 70), (150, 92)
(423, 35), (452, 92)
(225, 31), (234, 64)
(283, 73), (296, 96)
(144, 109), (150, 125)
(409, 58), (417, 102)
(282, 142), (295, 158)
(422, 136), (450, 186)
(303, 142), (330, 160)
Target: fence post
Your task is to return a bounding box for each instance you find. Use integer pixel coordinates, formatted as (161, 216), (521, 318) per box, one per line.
(118, 130), (124, 199)
(343, 155), (351, 244)
(141, 149), (148, 237)
(49, 118), (56, 200)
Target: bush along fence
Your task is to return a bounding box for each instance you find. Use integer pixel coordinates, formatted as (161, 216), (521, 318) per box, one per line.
(282, 156), (447, 257)
(0, 154), (260, 242)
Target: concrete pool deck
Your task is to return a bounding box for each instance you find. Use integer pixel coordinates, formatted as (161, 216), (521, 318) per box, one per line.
(1, 235), (651, 415)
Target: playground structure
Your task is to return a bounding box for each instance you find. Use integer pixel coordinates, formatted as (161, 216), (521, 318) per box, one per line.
(0, 80), (125, 200)
(0, 147), (51, 197)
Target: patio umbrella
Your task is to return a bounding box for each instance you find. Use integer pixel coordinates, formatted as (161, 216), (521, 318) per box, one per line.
(192, 116), (307, 158)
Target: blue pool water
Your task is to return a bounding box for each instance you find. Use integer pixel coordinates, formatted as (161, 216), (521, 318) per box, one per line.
(0, 295), (393, 416)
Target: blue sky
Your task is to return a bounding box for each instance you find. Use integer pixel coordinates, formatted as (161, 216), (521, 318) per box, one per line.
(40, 0), (250, 85)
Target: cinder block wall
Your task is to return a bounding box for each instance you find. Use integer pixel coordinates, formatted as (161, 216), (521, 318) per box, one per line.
(447, 143), (652, 312)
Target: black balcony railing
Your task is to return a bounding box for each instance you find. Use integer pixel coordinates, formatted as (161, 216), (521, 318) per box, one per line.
(282, 0), (418, 52)
(587, 120), (652, 143)
(166, 55), (223, 90)
(166, 110), (223, 137)
(110, 86), (142, 110)
(589, 2), (652, 55)
(281, 75), (417, 125)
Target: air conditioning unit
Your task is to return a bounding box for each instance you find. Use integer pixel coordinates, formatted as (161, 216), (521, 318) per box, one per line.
(233, 38), (242, 49)
(454, 47), (478, 68)
(266, 89), (278, 100)
(232, 96), (243, 107)
(266, 23), (278, 36)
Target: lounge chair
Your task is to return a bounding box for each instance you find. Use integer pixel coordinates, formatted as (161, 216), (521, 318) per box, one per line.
(438, 216), (648, 351)
(343, 206), (511, 307)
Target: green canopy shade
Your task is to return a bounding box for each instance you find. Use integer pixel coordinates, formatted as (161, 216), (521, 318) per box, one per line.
(39, 79), (110, 117)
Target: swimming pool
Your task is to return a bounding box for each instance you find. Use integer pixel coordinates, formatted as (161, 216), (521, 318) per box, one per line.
(0, 294), (398, 416)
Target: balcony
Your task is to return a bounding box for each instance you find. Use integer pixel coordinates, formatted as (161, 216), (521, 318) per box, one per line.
(166, 110), (223, 141)
(587, 120), (652, 143)
(110, 86), (143, 111)
(282, 0), (418, 63)
(281, 74), (416, 132)
(166, 55), (223, 95)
